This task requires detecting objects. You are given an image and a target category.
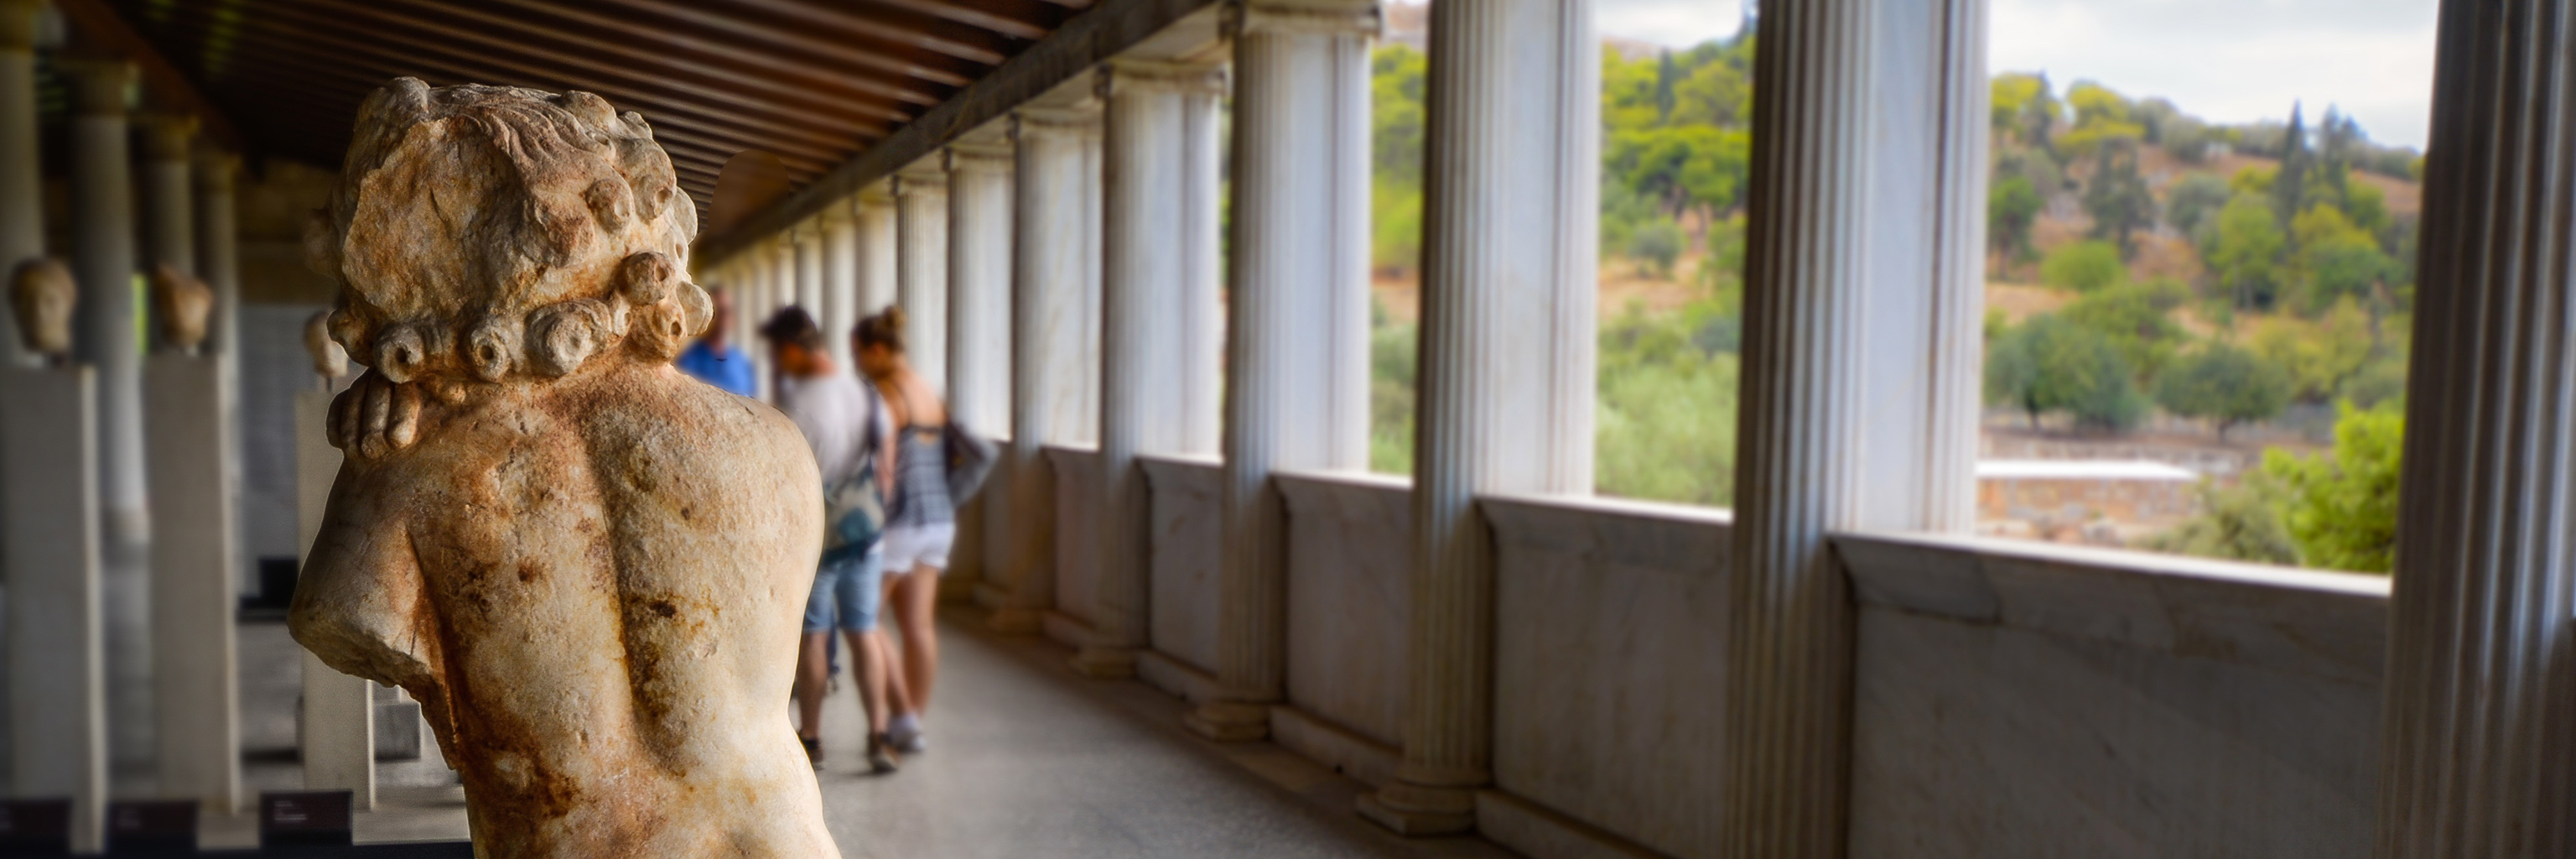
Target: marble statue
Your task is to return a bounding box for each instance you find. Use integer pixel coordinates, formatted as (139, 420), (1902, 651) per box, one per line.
(9, 258), (72, 361)
(288, 79), (836, 858)
(149, 263), (214, 353)
(303, 310), (345, 378)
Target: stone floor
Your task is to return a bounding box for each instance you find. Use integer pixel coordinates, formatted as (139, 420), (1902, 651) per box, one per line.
(191, 607), (1519, 857)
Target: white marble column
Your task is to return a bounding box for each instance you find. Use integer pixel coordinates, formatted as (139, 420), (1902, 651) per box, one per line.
(896, 165), (950, 393)
(823, 204), (860, 367)
(1177, 71), (1226, 457)
(946, 142), (1014, 438)
(2, 367), (107, 851)
(0, 1), (39, 368)
(857, 185), (898, 317)
(293, 388), (372, 810)
(995, 107), (1099, 633)
(63, 58), (158, 775)
(1358, 0), (1597, 834)
(143, 116), (196, 283)
(794, 223), (824, 314)
(2376, 1), (2576, 855)
(1191, 0), (1376, 742)
(1072, 61), (1219, 678)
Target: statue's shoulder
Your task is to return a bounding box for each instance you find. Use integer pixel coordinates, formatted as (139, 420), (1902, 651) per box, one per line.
(586, 363), (811, 473)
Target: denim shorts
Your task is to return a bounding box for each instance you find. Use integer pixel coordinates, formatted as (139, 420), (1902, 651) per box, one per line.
(803, 548), (886, 633)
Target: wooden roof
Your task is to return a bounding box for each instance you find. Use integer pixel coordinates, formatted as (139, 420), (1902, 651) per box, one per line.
(91, 0), (1097, 222)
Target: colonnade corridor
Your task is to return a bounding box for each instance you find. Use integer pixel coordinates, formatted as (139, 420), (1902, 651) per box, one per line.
(805, 608), (1513, 859)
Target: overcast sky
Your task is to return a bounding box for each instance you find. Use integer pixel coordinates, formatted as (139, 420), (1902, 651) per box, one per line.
(1591, 0), (2440, 149)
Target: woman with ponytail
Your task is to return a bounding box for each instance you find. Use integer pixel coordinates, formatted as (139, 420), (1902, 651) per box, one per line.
(853, 306), (949, 755)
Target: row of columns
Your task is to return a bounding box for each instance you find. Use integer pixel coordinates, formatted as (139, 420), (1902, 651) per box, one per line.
(703, 0), (2576, 856)
(0, 3), (254, 848)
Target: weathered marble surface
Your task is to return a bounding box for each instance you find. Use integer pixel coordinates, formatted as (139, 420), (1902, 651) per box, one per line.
(1047, 445), (1103, 627)
(1141, 454), (1221, 673)
(288, 80), (834, 858)
(1835, 533), (2386, 859)
(1275, 470), (1410, 749)
(1484, 494), (1731, 859)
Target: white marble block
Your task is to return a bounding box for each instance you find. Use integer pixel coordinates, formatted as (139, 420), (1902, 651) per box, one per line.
(143, 353), (242, 811)
(293, 387), (371, 809)
(0, 366), (106, 853)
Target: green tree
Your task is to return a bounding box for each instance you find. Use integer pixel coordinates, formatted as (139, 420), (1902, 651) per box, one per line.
(1986, 313), (2148, 430)
(2251, 298), (2374, 402)
(2207, 194), (2286, 309)
(1597, 300), (1740, 505)
(2164, 173), (2231, 237)
(2141, 476), (2300, 565)
(2290, 204), (2400, 313)
(2154, 343), (2291, 442)
(2059, 81), (2146, 158)
(2084, 143), (2154, 258)
(2040, 239), (2127, 293)
(2272, 102), (2311, 235)
(1371, 45), (1428, 273)
(2062, 280), (2191, 380)
(2263, 403), (2403, 573)
(1988, 174), (2043, 262)
(1369, 299), (1417, 475)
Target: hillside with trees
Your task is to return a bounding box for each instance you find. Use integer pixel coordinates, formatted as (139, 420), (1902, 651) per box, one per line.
(1365, 32), (2414, 572)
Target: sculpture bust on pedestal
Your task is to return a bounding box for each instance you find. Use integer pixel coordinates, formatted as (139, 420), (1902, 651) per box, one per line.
(9, 258), (73, 362)
(288, 79), (836, 857)
(148, 263), (213, 355)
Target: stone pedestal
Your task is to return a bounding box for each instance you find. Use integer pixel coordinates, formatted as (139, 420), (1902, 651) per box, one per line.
(1, 366), (106, 853)
(1358, 0), (1597, 835)
(1193, 0), (1377, 743)
(2376, 2), (2576, 854)
(143, 354), (242, 811)
(292, 388), (371, 810)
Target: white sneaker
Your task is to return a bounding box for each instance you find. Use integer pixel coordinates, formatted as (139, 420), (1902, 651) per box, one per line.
(887, 717), (928, 754)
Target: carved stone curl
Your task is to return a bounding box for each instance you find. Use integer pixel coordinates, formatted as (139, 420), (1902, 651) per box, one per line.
(149, 263), (214, 353)
(288, 79), (835, 858)
(304, 310), (347, 378)
(8, 258), (72, 360)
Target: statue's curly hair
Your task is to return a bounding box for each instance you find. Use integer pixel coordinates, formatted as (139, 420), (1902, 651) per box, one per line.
(306, 78), (709, 383)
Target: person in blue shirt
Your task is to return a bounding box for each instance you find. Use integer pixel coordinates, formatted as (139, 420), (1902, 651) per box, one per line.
(675, 288), (756, 397)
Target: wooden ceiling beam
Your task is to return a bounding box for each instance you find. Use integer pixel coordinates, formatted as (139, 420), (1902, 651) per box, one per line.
(595, 0), (1011, 68)
(54, 0), (246, 149)
(485, 0), (976, 91)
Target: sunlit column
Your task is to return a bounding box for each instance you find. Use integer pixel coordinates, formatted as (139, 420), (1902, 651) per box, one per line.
(1190, 0), (1376, 743)
(1358, 0), (1597, 835)
(822, 203), (859, 367)
(2376, 1), (2576, 856)
(1176, 70), (1225, 457)
(793, 221), (824, 315)
(994, 106), (1100, 633)
(1072, 60), (1220, 679)
(896, 164), (949, 393)
(857, 184), (897, 316)
(946, 142), (1014, 437)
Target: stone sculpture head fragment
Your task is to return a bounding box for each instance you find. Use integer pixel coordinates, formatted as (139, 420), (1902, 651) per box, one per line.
(9, 258), (73, 360)
(303, 310), (346, 378)
(149, 263), (215, 353)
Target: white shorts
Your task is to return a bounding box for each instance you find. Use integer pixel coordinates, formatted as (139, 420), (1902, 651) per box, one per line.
(881, 523), (956, 574)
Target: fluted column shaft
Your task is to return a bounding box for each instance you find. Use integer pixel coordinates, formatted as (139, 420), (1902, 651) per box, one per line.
(1360, 0), (1596, 835)
(996, 108), (1100, 633)
(195, 151), (241, 367)
(1192, 1), (1376, 742)
(1720, 2), (1877, 857)
(0, 1), (35, 367)
(1177, 75), (1225, 457)
(896, 168), (950, 393)
(948, 143), (1015, 435)
(823, 206), (860, 367)
(2376, 1), (2576, 855)
(794, 224), (824, 314)
(143, 117), (196, 284)
(857, 187), (898, 315)
(1075, 62), (1217, 677)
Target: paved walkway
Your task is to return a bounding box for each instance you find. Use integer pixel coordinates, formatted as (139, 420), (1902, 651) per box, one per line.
(217, 608), (1514, 858)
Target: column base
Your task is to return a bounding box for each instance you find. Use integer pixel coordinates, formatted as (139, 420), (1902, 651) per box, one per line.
(1068, 645), (1137, 679)
(987, 607), (1042, 635)
(1356, 780), (1477, 836)
(1182, 700), (1270, 742)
